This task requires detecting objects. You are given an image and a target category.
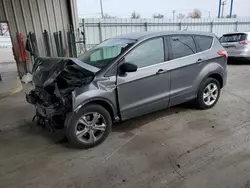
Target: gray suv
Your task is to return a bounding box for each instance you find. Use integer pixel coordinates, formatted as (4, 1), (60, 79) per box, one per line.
(26, 31), (227, 148)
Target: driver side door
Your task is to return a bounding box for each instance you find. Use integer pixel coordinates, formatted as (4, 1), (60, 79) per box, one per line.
(117, 37), (171, 120)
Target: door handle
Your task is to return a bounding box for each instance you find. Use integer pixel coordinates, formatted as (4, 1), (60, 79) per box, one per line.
(197, 58), (203, 63)
(156, 69), (167, 74)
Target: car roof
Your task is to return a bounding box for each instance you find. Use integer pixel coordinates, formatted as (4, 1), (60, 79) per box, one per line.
(113, 30), (215, 41)
(222, 31), (250, 36)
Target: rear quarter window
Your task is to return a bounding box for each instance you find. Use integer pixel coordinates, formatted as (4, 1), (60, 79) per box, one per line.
(194, 36), (213, 52)
(169, 35), (196, 60)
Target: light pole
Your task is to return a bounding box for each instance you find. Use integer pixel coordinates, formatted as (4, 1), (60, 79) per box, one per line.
(207, 10), (211, 18)
(221, 0), (227, 18)
(172, 10), (176, 21)
(100, 0), (104, 18)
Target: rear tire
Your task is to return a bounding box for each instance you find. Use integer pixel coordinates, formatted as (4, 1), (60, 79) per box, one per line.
(65, 104), (112, 149)
(195, 78), (221, 109)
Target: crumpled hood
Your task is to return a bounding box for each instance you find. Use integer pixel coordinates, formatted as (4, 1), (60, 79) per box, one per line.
(32, 57), (100, 88)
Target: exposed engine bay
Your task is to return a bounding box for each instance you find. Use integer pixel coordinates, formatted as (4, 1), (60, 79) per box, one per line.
(26, 57), (99, 129)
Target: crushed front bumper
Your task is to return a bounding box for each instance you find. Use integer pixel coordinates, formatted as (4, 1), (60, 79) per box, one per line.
(26, 92), (64, 117)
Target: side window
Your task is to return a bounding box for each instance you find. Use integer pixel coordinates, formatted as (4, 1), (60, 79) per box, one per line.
(194, 36), (213, 52)
(170, 36), (196, 60)
(125, 38), (164, 68)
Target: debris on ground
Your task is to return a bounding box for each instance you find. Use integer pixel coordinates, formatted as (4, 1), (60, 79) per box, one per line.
(21, 73), (32, 83)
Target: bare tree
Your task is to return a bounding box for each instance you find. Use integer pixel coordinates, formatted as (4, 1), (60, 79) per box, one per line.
(188, 9), (202, 19)
(177, 13), (185, 19)
(131, 11), (141, 19)
(103, 13), (117, 19)
(153, 13), (164, 19)
(232, 14), (237, 18)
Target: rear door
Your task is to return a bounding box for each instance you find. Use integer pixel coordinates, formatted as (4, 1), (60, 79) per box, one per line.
(220, 33), (248, 56)
(117, 37), (171, 120)
(167, 35), (204, 106)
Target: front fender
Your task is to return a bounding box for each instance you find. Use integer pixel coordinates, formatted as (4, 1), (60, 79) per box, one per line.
(74, 96), (116, 113)
(71, 79), (118, 119)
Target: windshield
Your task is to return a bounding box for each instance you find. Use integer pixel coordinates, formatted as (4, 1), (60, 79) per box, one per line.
(78, 38), (136, 68)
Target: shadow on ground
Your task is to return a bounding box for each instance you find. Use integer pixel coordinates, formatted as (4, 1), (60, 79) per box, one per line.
(113, 103), (193, 133)
(20, 102), (194, 149)
(228, 58), (250, 65)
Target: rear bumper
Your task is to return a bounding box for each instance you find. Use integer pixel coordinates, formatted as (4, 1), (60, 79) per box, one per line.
(227, 50), (250, 59)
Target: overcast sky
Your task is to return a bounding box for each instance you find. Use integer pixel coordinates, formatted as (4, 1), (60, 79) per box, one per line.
(77, 0), (250, 18)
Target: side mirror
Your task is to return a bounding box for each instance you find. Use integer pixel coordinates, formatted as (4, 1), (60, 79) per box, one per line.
(120, 62), (138, 73)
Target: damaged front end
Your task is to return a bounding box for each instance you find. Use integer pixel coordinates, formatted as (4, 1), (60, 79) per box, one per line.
(26, 57), (99, 129)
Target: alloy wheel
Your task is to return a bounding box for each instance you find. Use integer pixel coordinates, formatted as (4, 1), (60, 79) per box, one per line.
(75, 112), (106, 144)
(203, 83), (219, 106)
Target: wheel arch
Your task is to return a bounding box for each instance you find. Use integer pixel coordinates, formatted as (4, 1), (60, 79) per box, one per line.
(207, 73), (223, 88)
(195, 70), (224, 98)
(74, 97), (118, 122)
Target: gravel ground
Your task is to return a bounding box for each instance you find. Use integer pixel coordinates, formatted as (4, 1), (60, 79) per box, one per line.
(0, 64), (250, 188)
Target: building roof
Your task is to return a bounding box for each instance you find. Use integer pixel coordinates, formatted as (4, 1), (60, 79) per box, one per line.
(113, 30), (214, 41)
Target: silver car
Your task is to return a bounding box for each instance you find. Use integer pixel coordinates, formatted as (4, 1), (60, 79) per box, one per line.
(220, 32), (250, 60)
(26, 31), (227, 148)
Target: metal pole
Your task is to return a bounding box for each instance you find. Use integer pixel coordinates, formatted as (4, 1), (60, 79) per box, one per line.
(235, 21), (238, 31)
(210, 22), (213, 33)
(172, 10), (176, 21)
(98, 22), (103, 43)
(144, 22), (148, 31)
(100, 0), (104, 18)
(82, 19), (87, 52)
(218, 0), (222, 18)
(221, 0), (227, 18)
(229, 0), (234, 17)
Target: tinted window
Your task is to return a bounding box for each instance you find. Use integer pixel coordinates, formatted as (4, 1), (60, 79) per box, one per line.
(125, 38), (164, 68)
(220, 33), (247, 43)
(194, 36), (213, 51)
(170, 36), (196, 59)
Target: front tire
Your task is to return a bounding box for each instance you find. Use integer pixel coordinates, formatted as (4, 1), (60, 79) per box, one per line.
(65, 104), (112, 149)
(195, 78), (221, 109)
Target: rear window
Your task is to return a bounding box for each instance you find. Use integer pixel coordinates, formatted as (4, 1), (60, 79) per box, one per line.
(220, 33), (247, 43)
(194, 36), (213, 52)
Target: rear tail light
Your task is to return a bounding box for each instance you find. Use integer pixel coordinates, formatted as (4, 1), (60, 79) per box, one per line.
(217, 50), (228, 57)
(239, 40), (250, 45)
